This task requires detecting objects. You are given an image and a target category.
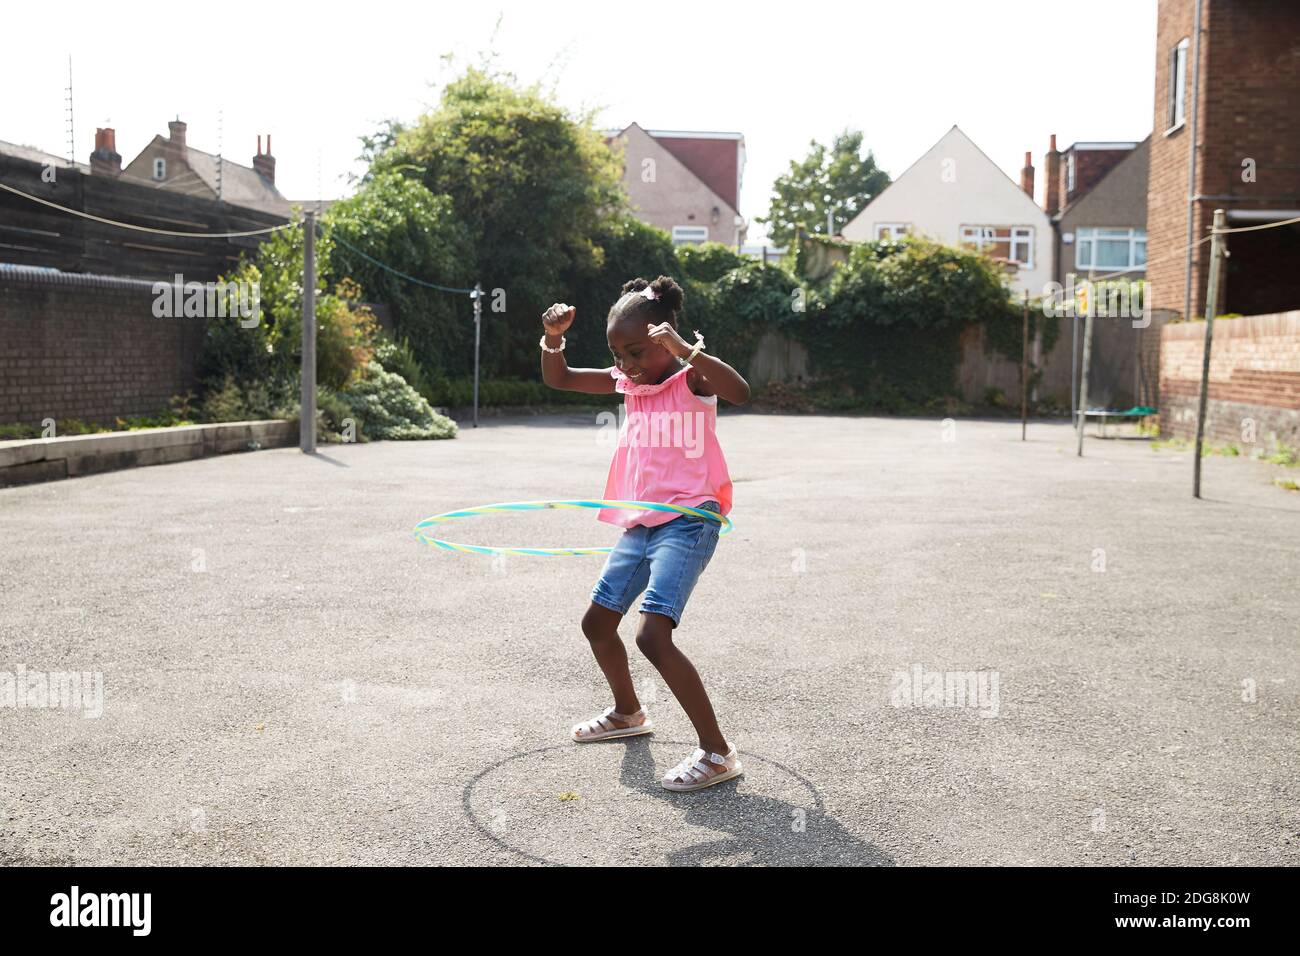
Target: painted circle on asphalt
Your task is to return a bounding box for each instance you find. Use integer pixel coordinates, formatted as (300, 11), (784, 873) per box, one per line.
(463, 739), (892, 866)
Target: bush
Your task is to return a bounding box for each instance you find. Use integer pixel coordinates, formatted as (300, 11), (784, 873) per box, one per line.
(676, 242), (747, 283)
(315, 388), (360, 443)
(798, 236), (1020, 408)
(199, 375), (298, 423)
(336, 362), (458, 440)
(699, 262), (802, 378)
(374, 336), (434, 403)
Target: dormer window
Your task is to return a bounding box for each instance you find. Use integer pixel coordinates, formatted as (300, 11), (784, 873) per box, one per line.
(153, 158), (166, 180)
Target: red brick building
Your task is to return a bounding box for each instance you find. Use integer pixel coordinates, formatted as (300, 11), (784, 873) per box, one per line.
(1147, 0), (1300, 321)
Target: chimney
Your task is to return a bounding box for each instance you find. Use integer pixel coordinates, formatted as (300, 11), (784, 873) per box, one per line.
(1044, 134), (1060, 216)
(1020, 150), (1035, 199)
(253, 134), (275, 184)
(90, 127), (122, 177)
(168, 118), (187, 149)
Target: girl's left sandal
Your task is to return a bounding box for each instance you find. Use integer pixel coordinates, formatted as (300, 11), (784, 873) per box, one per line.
(571, 706), (654, 743)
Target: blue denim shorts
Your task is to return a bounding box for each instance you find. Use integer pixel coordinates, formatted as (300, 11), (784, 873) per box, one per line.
(590, 501), (722, 629)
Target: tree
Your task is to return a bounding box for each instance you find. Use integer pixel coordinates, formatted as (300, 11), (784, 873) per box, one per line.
(371, 66), (626, 377)
(325, 172), (473, 378)
(757, 130), (890, 246)
(349, 119), (407, 186)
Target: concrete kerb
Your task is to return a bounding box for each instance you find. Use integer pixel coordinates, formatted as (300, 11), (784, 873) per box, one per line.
(0, 420), (296, 486)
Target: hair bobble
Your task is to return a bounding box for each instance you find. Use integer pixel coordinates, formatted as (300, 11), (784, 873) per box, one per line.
(638, 286), (658, 301)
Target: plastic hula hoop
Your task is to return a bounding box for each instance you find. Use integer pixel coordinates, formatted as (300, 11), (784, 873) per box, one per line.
(412, 499), (734, 557)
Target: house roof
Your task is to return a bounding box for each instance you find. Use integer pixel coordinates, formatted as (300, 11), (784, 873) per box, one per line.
(1066, 141), (1140, 150)
(606, 124), (744, 211)
(1055, 134), (1151, 221)
(0, 139), (90, 173)
(844, 125), (1048, 234)
(126, 135), (292, 215)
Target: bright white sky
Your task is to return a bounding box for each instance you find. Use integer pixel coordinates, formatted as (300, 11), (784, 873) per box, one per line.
(3, 0), (1157, 243)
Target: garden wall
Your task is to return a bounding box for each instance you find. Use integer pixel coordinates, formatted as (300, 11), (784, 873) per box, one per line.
(0, 265), (206, 427)
(1159, 310), (1300, 446)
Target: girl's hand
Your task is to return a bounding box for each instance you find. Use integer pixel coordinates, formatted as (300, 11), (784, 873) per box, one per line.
(542, 303), (576, 336)
(646, 322), (692, 359)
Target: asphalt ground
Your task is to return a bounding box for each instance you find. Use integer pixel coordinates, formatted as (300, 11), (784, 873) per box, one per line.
(2, 412), (1297, 865)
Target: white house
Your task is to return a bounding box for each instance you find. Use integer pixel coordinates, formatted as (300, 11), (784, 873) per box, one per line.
(841, 125), (1052, 298)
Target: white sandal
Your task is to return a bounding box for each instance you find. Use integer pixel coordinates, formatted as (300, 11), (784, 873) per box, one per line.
(571, 705), (653, 742)
(661, 743), (743, 792)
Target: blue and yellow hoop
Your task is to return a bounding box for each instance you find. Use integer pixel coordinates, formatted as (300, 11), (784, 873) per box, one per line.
(412, 499), (734, 557)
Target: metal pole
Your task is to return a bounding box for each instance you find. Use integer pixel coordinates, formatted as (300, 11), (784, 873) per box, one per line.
(1193, 209), (1227, 499)
(471, 283), (482, 429)
(300, 211), (316, 453)
(1021, 290), (1029, 441)
(1069, 273), (1078, 428)
(1076, 290), (1094, 458)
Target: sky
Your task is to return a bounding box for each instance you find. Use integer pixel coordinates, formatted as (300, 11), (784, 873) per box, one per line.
(2, 1), (1158, 244)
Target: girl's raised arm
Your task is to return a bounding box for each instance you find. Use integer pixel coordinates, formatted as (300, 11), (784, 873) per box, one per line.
(540, 303), (617, 394)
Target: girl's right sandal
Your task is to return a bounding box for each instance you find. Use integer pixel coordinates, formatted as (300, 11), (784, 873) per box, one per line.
(661, 744), (743, 792)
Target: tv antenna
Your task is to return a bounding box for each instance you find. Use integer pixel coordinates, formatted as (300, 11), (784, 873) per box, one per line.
(216, 108), (224, 201)
(64, 56), (75, 167)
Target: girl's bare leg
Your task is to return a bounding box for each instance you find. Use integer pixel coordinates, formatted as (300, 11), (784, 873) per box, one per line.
(634, 611), (727, 754)
(579, 602), (642, 721)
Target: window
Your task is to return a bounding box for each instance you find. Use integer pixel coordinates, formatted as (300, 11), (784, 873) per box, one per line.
(153, 158), (166, 180)
(1066, 153), (1076, 193)
(1076, 228), (1147, 271)
(1167, 37), (1189, 132)
(671, 225), (709, 246)
(960, 226), (1033, 268)
(875, 223), (910, 240)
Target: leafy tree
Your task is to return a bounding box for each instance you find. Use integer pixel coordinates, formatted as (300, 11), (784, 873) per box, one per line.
(325, 172), (473, 378)
(757, 130), (890, 245)
(349, 119), (408, 185)
(372, 66), (626, 378)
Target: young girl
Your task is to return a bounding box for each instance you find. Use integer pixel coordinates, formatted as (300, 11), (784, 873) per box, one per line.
(539, 275), (750, 792)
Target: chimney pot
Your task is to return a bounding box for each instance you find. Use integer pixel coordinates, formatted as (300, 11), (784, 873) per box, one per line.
(1020, 151), (1035, 199)
(1044, 134), (1060, 216)
(252, 134), (276, 185)
(90, 126), (122, 178)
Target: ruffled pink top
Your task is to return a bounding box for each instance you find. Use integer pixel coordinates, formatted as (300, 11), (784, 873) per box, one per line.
(597, 362), (733, 529)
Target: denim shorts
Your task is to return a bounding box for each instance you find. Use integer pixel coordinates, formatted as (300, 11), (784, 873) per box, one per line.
(590, 501), (722, 629)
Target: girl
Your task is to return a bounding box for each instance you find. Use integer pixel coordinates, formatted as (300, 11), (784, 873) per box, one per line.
(539, 275), (750, 792)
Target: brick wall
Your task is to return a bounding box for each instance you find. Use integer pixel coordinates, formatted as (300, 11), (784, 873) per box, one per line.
(0, 269), (205, 427)
(1148, 0), (1300, 319)
(1159, 310), (1300, 447)
(1147, 0), (1205, 318)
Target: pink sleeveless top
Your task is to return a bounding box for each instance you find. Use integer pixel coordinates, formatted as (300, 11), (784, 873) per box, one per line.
(597, 363), (733, 529)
